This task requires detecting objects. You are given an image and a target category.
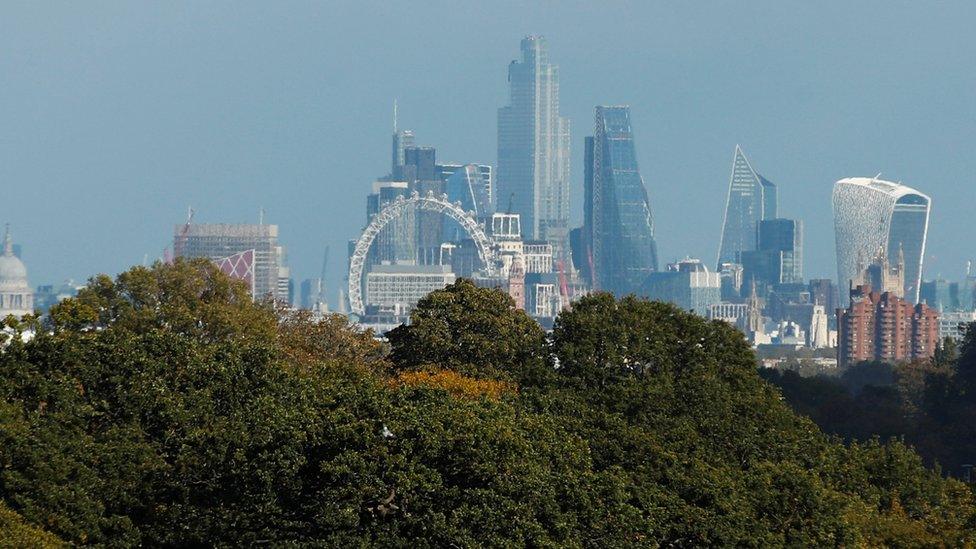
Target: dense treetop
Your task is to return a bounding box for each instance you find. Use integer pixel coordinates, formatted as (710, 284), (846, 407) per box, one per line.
(0, 260), (973, 546)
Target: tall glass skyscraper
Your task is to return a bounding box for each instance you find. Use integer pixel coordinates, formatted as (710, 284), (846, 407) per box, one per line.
(832, 177), (931, 303)
(497, 36), (571, 258)
(716, 145), (777, 267)
(741, 218), (803, 289)
(581, 105), (658, 295)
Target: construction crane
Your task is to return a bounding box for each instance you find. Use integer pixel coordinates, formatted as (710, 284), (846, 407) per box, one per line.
(167, 206), (195, 264)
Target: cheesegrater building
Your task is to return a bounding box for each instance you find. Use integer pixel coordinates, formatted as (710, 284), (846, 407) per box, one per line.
(581, 105), (659, 295)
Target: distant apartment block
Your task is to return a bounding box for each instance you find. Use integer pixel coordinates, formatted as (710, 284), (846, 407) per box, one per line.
(365, 264), (455, 314)
(837, 284), (939, 368)
(938, 311), (976, 344)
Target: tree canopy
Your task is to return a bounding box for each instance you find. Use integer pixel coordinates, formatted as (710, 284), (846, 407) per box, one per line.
(0, 264), (973, 546)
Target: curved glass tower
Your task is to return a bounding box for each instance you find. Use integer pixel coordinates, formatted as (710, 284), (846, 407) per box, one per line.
(716, 145), (777, 267)
(832, 177), (931, 303)
(582, 105), (658, 295)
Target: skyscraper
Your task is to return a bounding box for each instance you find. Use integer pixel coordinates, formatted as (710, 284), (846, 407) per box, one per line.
(391, 129), (415, 180)
(741, 218), (803, 289)
(832, 177), (931, 303)
(497, 36), (571, 258)
(642, 258), (721, 317)
(581, 105), (658, 295)
(174, 223), (287, 301)
(442, 164), (494, 242)
(716, 145), (777, 267)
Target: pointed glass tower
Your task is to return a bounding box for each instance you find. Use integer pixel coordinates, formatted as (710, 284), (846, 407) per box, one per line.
(582, 105), (658, 295)
(716, 145), (777, 267)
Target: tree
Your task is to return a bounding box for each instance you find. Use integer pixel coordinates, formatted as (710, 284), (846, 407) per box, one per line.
(387, 279), (550, 385)
(0, 501), (64, 547)
(1, 264), (974, 545)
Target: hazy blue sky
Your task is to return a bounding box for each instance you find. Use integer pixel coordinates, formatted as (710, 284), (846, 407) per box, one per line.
(2, 2), (974, 301)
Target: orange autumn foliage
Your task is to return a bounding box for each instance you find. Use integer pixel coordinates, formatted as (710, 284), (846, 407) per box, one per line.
(392, 369), (516, 400)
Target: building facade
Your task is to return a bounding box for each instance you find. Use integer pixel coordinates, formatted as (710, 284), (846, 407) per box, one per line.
(174, 223), (286, 301)
(832, 177), (931, 303)
(837, 285), (940, 368)
(642, 258), (721, 316)
(580, 105), (658, 295)
(443, 164), (494, 242)
(741, 218), (803, 288)
(938, 311), (976, 344)
(0, 227), (33, 318)
(365, 264), (455, 313)
(497, 36), (571, 258)
(717, 145), (777, 267)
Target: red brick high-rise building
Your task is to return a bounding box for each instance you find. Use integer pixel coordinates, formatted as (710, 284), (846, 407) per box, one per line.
(837, 284), (940, 368)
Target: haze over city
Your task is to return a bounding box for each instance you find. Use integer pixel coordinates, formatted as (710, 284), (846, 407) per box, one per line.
(2, 2), (974, 295)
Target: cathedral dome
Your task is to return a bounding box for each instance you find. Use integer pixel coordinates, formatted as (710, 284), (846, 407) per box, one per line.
(0, 253), (28, 288)
(0, 226), (33, 317)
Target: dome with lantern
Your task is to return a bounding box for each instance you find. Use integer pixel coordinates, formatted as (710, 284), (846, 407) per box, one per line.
(0, 225), (33, 318)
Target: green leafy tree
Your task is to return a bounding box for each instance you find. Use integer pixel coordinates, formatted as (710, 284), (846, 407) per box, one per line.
(1, 264), (974, 545)
(387, 279), (551, 384)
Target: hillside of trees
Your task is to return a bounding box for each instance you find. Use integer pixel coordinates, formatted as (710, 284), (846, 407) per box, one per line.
(761, 335), (976, 479)
(0, 260), (973, 545)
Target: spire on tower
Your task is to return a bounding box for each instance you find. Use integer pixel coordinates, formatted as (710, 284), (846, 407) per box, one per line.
(3, 224), (12, 256)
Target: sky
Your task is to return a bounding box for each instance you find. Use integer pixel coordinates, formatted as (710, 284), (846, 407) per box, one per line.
(2, 2), (975, 303)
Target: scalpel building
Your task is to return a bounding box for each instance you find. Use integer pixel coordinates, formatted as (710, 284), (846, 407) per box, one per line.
(832, 177), (931, 303)
(716, 145), (777, 267)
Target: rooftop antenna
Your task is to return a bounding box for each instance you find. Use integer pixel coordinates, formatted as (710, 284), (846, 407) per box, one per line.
(259, 207), (265, 226)
(507, 192), (515, 214)
(393, 98), (398, 133)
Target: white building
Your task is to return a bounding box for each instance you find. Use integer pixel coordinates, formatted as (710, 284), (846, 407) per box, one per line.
(939, 311), (976, 343)
(0, 227), (33, 318)
(832, 177), (930, 303)
(365, 264), (455, 314)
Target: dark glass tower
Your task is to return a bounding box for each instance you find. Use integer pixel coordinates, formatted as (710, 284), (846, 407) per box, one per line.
(582, 105), (658, 295)
(741, 218), (803, 289)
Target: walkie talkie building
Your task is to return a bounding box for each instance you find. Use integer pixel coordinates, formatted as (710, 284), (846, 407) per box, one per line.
(832, 177), (931, 303)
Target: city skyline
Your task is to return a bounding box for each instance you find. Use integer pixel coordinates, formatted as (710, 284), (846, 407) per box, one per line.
(2, 3), (975, 296)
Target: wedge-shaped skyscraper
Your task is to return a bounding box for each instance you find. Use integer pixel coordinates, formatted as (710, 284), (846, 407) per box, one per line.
(716, 145), (777, 267)
(581, 105), (658, 295)
(497, 36), (571, 258)
(832, 177), (931, 303)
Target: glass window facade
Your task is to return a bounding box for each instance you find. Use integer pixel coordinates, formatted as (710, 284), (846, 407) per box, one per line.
(832, 177), (930, 303)
(717, 146), (776, 267)
(582, 106), (659, 295)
